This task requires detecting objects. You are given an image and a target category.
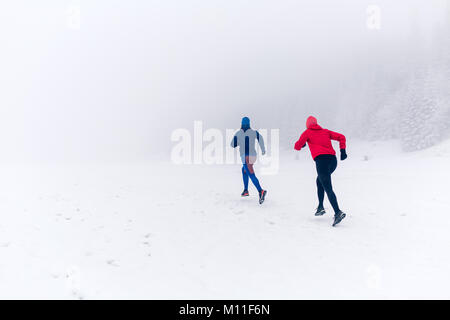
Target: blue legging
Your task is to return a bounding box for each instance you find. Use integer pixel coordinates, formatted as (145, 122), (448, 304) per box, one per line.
(242, 156), (262, 192)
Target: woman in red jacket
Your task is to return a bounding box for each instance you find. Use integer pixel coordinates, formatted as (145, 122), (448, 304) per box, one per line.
(294, 116), (347, 226)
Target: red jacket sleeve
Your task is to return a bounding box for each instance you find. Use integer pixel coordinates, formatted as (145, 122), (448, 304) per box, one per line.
(294, 131), (308, 150)
(329, 130), (346, 150)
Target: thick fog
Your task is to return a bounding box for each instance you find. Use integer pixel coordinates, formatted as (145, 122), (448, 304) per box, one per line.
(0, 0), (448, 163)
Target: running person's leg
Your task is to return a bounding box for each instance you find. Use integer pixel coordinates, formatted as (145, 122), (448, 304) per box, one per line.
(242, 166), (249, 191)
(324, 155), (346, 226)
(244, 156), (262, 192)
(328, 156), (337, 174)
(316, 177), (325, 209)
(315, 155), (341, 215)
(315, 176), (326, 215)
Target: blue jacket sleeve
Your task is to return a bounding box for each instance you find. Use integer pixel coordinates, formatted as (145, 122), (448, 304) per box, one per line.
(256, 131), (266, 154)
(231, 135), (238, 148)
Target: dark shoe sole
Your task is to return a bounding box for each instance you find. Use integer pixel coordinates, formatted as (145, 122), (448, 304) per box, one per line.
(259, 190), (267, 204)
(332, 213), (346, 227)
(315, 209), (326, 216)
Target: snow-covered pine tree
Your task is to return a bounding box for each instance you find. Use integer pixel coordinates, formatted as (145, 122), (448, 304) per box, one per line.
(399, 67), (441, 151)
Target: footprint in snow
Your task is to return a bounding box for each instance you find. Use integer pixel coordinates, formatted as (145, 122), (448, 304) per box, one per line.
(106, 259), (119, 267)
(66, 266), (84, 300)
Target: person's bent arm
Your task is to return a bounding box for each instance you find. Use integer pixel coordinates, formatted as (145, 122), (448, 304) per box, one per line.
(329, 130), (346, 149)
(231, 134), (238, 148)
(256, 131), (266, 155)
(329, 130), (347, 160)
(294, 131), (308, 150)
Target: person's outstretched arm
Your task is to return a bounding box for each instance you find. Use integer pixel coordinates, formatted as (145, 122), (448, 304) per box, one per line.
(329, 130), (347, 160)
(256, 131), (266, 155)
(294, 131), (308, 150)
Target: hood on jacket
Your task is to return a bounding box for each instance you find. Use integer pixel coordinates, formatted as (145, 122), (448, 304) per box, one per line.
(241, 117), (251, 131)
(306, 116), (322, 130)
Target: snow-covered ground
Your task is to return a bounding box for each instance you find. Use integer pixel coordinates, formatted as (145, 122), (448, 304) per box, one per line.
(1, 139), (450, 299)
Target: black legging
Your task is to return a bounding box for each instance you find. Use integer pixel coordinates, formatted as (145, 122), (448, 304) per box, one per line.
(315, 154), (341, 215)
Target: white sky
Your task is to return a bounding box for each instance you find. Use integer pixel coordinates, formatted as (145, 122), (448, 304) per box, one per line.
(0, 0), (448, 162)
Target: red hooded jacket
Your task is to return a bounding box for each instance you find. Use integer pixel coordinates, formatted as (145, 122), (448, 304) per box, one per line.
(294, 116), (346, 160)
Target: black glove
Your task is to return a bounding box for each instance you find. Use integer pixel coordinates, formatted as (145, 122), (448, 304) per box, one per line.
(340, 149), (347, 161)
